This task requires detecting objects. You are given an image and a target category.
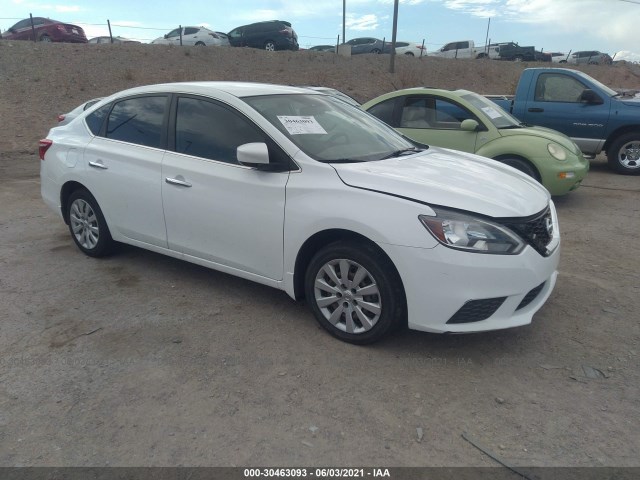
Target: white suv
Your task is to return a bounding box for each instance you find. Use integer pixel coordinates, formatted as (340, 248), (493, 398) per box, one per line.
(40, 82), (560, 344)
(151, 27), (229, 46)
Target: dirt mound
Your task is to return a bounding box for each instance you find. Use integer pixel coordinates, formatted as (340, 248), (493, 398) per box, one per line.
(1, 41), (639, 152)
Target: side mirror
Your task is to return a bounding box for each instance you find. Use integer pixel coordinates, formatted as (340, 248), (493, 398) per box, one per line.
(461, 119), (480, 132)
(237, 142), (270, 167)
(579, 89), (603, 105)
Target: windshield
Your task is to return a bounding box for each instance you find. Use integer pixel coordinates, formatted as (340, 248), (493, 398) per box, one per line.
(243, 94), (414, 162)
(460, 92), (522, 129)
(573, 71), (617, 97)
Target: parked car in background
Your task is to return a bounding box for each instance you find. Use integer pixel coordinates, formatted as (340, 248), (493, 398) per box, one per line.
(429, 40), (498, 59)
(550, 52), (568, 63)
(57, 98), (103, 125)
(340, 37), (392, 54)
(1, 17), (87, 43)
(39, 81), (560, 344)
(362, 87), (589, 195)
(227, 20), (298, 51)
(394, 41), (426, 57)
(151, 27), (229, 46)
(567, 51), (612, 65)
(88, 36), (139, 44)
(493, 42), (537, 61)
(488, 68), (640, 174)
(309, 45), (335, 52)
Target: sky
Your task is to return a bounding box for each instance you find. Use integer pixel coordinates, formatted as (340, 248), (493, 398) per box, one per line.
(1, 0), (639, 61)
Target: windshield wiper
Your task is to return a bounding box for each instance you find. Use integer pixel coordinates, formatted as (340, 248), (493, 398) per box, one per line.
(499, 125), (524, 130)
(381, 147), (423, 159)
(325, 158), (366, 164)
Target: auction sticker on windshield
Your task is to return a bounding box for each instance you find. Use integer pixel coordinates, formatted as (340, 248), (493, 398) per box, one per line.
(481, 106), (503, 120)
(277, 116), (328, 135)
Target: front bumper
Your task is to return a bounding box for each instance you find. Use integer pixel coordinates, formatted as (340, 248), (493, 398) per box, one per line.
(380, 225), (560, 334)
(537, 152), (590, 196)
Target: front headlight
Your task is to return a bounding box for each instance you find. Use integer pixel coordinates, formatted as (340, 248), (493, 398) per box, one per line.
(547, 143), (567, 161)
(419, 207), (525, 255)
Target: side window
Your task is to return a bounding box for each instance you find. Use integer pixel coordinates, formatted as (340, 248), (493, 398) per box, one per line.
(175, 97), (265, 164)
(434, 99), (474, 126)
(106, 96), (167, 148)
(457, 41), (469, 49)
(85, 103), (111, 135)
(400, 97), (434, 128)
(534, 74), (586, 102)
(184, 27), (199, 35)
(367, 98), (396, 126)
(13, 19), (31, 29)
(166, 29), (180, 38)
(33, 18), (46, 26)
(442, 43), (454, 51)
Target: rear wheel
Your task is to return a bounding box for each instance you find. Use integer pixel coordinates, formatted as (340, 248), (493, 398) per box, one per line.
(514, 55), (524, 62)
(67, 189), (114, 257)
(39, 34), (52, 43)
(371, 48), (381, 54)
(304, 241), (405, 344)
(404, 52), (414, 56)
(264, 40), (276, 51)
(607, 133), (640, 175)
(195, 41), (205, 46)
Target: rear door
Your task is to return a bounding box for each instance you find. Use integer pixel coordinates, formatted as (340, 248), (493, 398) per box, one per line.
(83, 95), (169, 247)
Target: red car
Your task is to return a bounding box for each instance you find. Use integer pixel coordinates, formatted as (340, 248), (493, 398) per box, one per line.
(2, 17), (87, 43)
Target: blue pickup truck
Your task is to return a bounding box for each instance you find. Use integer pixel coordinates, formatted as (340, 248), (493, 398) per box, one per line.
(488, 68), (640, 174)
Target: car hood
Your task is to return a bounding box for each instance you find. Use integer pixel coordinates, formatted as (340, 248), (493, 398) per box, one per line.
(619, 96), (640, 107)
(498, 125), (580, 154)
(332, 147), (550, 218)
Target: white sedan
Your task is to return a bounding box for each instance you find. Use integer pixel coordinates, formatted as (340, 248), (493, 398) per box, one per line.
(40, 82), (560, 344)
(151, 27), (229, 46)
(394, 41), (426, 56)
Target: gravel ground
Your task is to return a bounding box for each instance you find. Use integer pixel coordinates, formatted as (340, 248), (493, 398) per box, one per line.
(0, 41), (639, 468)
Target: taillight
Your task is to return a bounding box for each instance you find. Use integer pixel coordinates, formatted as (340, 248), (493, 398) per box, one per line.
(39, 139), (53, 160)
(57, 114), (66, 122)
(56, 24), (66, 32)
(279, 28), (291, 36)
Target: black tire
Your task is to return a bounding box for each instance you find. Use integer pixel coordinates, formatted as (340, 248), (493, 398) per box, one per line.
(39, 34), (51, 43)
(496, 157), (540, 181)
(404, 52), (414, 56)
(607, 133), (640, 175)
(514, 55), (524, 62)
(304, 241), (405, 344)
(195, 41), (205, 46)
(264, 40), (276, 51)
(67, 189), (114, 257)
(371, 48), (381, 54)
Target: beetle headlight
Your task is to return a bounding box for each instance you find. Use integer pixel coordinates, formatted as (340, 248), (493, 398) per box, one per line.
(547, 143), (567, 161)
(419, 208), (525, 255)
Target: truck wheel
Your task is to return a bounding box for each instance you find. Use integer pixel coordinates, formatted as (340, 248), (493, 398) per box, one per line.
(514, 55), (524, 62)
(496, 157), (540, 181)
(607, 133), (640, 175)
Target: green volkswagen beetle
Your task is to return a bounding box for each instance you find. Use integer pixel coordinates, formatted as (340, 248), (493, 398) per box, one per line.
(361, 88), (589, 195)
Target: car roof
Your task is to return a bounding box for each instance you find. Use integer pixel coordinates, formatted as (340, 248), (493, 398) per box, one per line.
(106, 82), (320, 99)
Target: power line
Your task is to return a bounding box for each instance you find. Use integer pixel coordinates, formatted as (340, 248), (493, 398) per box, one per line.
(618, 0), (640, 4)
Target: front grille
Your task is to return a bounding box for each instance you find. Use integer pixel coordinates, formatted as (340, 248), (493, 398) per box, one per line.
(503, 207), (553, 256)
(447, 297), (506, 324)
(516, 282), (545, 311)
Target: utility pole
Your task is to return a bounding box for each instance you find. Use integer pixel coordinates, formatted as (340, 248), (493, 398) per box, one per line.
(343, 0), (346, 45)
(389, 0), (399, 73)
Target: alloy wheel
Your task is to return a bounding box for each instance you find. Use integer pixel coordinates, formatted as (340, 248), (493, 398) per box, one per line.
(70, 199), (99, 250)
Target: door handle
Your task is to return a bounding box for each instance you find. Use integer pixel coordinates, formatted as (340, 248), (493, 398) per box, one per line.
(88, 160), (108, 169)
(165, 177), (192, 187)
(528, 107), (544, 113)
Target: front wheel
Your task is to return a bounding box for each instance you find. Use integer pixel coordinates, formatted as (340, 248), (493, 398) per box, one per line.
(607, 133), (640, 175)
(304, 241), (405, 344)
(371, 48), (381, 54)
(496, 157), (540, 181)
(264, 41), (276, 51)
(195, 41), (205, 46)
(67, 189), (114, 257)
(404, 52), (414, 56)
(514, 55), (523, 62)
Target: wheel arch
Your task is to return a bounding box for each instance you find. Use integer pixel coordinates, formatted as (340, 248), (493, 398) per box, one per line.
(491, 153), (541, 182)
(603, 126), (640, 153)
(60, 181), (89, 224)
(292, 228), (405, 302)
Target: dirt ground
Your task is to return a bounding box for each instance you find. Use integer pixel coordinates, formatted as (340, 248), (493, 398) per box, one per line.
(0, 42), (639, 468)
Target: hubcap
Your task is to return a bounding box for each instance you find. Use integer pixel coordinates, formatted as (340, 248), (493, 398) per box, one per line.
(266, 43), (275, 51)
(314, 259), (382, 334)
(70, 199), (99, 249)
(618, 141), (640, 169)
